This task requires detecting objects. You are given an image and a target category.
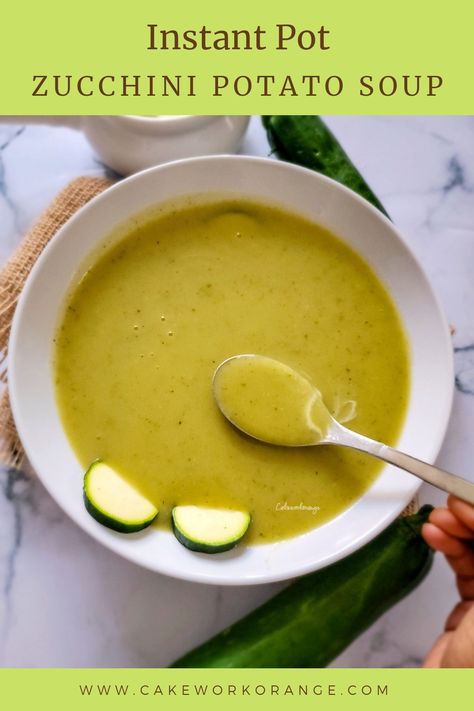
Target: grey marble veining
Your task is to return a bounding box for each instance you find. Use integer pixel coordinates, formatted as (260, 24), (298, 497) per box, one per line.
(1, 116), (473, 668)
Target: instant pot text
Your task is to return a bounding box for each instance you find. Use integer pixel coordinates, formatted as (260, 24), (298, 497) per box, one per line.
(31, 22), (444, 100)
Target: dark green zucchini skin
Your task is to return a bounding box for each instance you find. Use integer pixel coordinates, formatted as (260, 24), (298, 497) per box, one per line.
(171, 506), (433, 668)
(83, 493), (155, 534)
(262, 115), (389, 218)
(172, 520), (243, 554)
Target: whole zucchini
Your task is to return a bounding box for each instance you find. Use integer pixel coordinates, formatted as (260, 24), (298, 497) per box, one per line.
(262, 115), (389, 217)
(171, 506), (433, 668)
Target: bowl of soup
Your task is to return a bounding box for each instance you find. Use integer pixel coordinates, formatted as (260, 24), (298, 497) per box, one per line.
(8, 156), (453, 584)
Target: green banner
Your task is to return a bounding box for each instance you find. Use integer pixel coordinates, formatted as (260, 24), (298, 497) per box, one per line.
(0, 668), (471, 709)
(0, 0), (471, 113)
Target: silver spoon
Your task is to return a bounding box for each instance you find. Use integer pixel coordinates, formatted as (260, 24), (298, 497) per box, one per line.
(213, 354), (474, 505)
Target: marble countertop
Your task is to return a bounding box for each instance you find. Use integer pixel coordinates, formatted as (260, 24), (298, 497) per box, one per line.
(1, 115), (473, 668)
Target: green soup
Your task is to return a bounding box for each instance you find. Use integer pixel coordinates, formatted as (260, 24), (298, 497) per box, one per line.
(54, 199), (410, 543)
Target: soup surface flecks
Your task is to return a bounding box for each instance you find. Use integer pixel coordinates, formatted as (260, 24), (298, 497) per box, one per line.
(55, 199), (409, 543)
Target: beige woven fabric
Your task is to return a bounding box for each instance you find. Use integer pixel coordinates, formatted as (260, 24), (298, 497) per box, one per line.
(0, 176), (113, 471)
(0, 175), (418, 513)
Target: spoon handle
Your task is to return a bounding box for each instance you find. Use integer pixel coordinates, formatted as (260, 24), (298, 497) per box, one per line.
(333, 427), (474, 505)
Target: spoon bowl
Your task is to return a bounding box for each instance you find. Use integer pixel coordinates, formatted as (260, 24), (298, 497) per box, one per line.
(213, 354), (333, 447)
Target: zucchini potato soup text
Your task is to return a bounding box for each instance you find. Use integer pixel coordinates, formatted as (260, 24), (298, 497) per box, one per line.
(54, 199), (409, 543)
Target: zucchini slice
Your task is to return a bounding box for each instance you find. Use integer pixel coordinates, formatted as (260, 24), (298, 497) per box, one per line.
(83, 461), (158, 533)
(172, 505), (251, 553)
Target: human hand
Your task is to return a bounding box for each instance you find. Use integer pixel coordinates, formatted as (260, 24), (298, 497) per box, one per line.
(422, 495), (474, 667)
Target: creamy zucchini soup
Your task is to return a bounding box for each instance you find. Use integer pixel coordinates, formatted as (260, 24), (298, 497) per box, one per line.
(54, 198), (409, 544)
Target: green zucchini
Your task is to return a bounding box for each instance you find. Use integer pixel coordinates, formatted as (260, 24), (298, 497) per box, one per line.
(83, 460), (158, 533)
(262, 115), (389, 217)
(171, 506), (433, 667)
(172, 505), (251, 553)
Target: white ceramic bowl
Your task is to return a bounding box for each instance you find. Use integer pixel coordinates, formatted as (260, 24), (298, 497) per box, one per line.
(81, 115), (251, 175)
(9, 156), (453, 585)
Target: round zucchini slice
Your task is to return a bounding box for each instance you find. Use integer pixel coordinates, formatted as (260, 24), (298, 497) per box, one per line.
(172, 505), (251, 553)
(83, 461), (158, 533)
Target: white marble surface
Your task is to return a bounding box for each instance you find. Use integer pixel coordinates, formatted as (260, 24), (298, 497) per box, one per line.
(1, 115), (473, 668)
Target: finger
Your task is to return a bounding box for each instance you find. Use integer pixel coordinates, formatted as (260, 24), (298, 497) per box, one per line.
(429, 508), (474, 539)
(447, 549), (474, 577)
(457, 576), (474, 600)
(447, 496), (474, 532)
(423, 632), (453, 668)
(441, 605), (474, 668)
(445, 600), (474, 631)
(422, 523), (470, 557)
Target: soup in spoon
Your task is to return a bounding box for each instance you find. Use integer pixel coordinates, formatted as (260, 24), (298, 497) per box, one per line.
(214, 354), (331, 446)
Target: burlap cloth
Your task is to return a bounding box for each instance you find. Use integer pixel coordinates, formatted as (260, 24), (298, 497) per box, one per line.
(0, 176), (113, 472)
(0, 175), (418, 515)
